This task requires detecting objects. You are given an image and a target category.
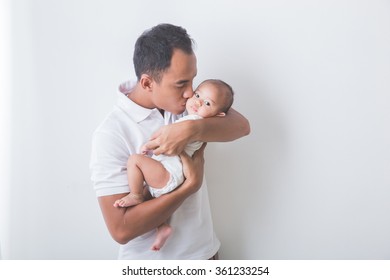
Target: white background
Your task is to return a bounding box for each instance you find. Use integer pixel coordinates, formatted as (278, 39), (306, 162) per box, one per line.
(1, 0), (390, 259)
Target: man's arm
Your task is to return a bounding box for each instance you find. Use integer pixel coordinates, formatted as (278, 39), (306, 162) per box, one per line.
(192, 107), (250, 142)
(97, 144), (206, 244)
(144, 107), (250, 155)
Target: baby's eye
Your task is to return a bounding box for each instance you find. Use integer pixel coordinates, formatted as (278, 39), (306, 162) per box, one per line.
(195, 93), (200, 98)
(204, 100), (211, 106)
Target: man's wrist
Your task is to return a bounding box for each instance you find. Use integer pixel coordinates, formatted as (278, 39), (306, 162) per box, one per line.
(176, 178), (202, 197)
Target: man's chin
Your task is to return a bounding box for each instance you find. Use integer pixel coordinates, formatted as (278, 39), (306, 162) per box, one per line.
(173, 108), (186, 115)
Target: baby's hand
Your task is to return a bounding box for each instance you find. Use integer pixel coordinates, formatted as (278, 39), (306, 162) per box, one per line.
(140, 145), (153, 156)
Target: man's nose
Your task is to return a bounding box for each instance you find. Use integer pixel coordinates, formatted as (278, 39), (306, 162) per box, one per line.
(183, 86), (193, 99)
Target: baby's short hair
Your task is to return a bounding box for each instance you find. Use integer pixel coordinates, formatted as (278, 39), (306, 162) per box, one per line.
(199, 79), (234, 113)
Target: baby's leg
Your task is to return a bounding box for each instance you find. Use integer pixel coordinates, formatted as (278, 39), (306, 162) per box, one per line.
(114, 154), (171, 207)
(151, 222), (173, 251)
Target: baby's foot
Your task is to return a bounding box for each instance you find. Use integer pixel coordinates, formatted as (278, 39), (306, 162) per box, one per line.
(113, 193), (144, 208)
(151, 224), (173, 251)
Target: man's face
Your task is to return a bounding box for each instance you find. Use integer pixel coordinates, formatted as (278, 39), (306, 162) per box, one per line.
(152, 49), (197, 115)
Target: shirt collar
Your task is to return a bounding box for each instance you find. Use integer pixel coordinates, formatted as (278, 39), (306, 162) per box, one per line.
(116, 80), (161, 123)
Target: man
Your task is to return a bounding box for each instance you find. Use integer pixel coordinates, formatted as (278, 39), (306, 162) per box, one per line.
(90, 24), (250, 259)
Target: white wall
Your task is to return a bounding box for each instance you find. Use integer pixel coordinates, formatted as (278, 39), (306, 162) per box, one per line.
(1, 0), (390, 259)
(0, 0), (12, 260)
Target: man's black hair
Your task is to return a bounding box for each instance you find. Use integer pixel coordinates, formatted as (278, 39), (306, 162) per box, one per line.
(133, 23), (194, 82)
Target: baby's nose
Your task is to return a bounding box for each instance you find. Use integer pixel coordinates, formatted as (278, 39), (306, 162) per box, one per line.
(195, 99), (202, 106)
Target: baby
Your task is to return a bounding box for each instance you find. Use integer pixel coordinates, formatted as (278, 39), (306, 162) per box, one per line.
(114, 79), (234, 251)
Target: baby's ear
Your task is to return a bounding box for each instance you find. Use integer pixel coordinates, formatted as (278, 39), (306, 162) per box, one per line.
(216, 112), (226, 117)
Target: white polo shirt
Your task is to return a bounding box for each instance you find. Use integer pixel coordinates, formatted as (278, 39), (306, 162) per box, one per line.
(90, 81), (220, 259)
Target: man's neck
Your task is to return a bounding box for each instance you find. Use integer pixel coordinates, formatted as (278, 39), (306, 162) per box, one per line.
(127, 83), (155, 110)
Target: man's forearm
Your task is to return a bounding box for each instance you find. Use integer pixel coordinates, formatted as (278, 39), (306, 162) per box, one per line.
(99, 185), (192, 244)
(141, 108), (249, 156)
(98, 146), (206, 245)
(193, 107), (250, 142)
(121, 185), (191, 242)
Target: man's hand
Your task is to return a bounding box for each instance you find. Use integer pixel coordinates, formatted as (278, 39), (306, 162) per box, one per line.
(179, 143), (207, 195)
(142, 121), (198, 156)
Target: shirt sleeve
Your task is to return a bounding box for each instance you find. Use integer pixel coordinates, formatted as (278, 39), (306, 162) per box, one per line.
(90, 130), (130, 197)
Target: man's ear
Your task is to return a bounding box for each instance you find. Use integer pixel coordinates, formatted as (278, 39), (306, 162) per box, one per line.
(216, 112), (226, 117)
(140, 74), (153, 91)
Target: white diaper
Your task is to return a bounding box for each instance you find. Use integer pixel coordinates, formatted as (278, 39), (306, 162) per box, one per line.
(148, 154), (184, 198)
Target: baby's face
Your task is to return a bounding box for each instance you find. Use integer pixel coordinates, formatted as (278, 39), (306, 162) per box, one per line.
(186, 83), (226, 118)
